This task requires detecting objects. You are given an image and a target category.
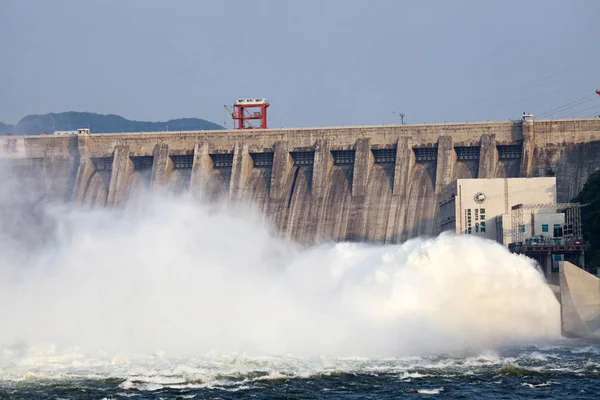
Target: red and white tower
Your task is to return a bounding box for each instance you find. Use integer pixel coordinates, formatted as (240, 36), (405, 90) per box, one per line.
(231, 98), (270, 129)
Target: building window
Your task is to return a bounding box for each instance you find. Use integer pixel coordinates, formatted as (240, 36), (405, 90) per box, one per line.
(542, 224), (549, 233)
(519, 225), (525, 233)
(553, 224), (563, 237)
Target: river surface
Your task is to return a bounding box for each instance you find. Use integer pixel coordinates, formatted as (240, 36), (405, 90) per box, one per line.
(1, 340), (599, 399)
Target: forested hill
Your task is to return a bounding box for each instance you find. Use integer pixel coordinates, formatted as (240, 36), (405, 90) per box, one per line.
(0, 112), (224, 134)
(573, 169), (600, 274)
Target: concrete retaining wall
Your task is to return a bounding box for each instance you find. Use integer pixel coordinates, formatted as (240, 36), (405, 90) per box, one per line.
(559, 261), (600, 339)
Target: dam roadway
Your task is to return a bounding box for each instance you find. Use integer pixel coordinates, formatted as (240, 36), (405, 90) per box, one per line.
(2, 117), (600, 244)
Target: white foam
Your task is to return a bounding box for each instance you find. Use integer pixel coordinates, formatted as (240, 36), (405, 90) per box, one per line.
(418, 387), (444, 394)
(0, 196), (561, 358)
(522, 381), (552, 388)
(399, 371), (430, 380)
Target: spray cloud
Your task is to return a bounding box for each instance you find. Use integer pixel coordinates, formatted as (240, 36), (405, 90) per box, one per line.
(0, 162), (561, 358)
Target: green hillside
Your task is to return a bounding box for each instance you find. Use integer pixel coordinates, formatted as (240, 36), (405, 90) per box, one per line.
(0, 112), (223, 134)
(572, 170), (600, 273)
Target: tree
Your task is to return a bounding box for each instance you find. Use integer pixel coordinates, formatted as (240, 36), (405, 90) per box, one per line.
(572, 170), (600, 273)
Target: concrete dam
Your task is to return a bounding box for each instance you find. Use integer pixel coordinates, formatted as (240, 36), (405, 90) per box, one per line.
(2, 117), (600, 244)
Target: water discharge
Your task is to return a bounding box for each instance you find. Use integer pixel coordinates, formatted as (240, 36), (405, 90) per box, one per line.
(0, 193), (560, 358)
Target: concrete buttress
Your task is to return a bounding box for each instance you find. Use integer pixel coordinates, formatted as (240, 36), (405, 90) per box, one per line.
(106, 145), (133, 206)
(435, 135), (455, 194)
(312, 140), (333, 198)
(351, 138), (373, 197)
(150, 142), (172, 189)
(270, 141), (293, 200)
(313, 140), (334, 242)
(346, 137), (373, 240)
(387, 136), (415, 242)
(229, 142), (252, 201)
(478, 134), (498, 178)
(520, 119), (535, 177)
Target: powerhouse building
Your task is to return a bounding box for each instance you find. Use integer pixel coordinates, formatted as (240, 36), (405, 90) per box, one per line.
(439, 177), (585, 281)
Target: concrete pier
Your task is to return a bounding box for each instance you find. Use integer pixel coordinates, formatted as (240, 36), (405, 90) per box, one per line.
(559, 261), (600, 339)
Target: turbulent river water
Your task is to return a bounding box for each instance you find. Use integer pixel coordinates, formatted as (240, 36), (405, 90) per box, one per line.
(0, 191), (597, 398)
(1, 342), (600, 399)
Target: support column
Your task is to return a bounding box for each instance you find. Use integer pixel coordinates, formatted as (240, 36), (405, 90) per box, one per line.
(311, 140), (333, 198)
(106, 145), (132, 206)
(351, 138), (373, 197)
(312, 140), (334, 243)
(268, 141), (294, 234)
(189, 142), (214, 198)
(229, 142), (252, 201)
(150, 142), (172, 189)
(435, 135), (455, 194)
(478, 134), (498, 179)
(346, 138), (373, 240)
(270, 141), (293, 200)
(392, 136), (414, 196)
(520, 119), (535, 177)
(386, 136), (414, 242)
(545, 252), (552, 279)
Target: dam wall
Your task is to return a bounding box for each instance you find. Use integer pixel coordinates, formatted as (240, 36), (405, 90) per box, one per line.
(2, 118), (600, 244)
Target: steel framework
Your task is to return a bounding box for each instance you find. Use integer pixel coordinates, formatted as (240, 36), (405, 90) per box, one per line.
(510, 203), (583, 245)
(226, 98), (270, 129)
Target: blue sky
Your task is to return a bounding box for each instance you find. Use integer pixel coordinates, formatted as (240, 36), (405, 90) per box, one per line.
(1, 0), (599, 128)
